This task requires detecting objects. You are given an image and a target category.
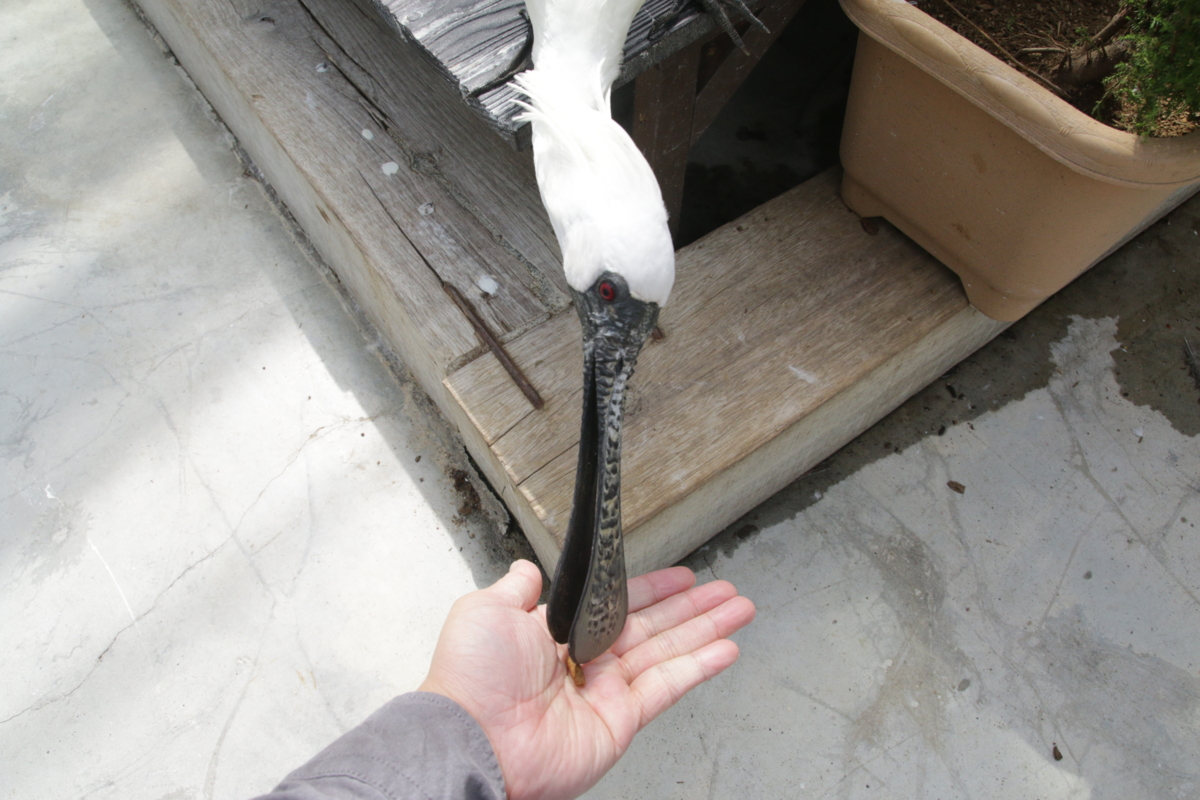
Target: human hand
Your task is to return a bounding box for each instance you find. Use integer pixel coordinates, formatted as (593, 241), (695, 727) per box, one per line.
(419, 559), (755, 800)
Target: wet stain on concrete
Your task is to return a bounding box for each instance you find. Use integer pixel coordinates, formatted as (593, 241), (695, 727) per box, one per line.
(1105, 213), (1200, 438)
(1025, 609), (1200, 794)
(838, 521), (970, 755)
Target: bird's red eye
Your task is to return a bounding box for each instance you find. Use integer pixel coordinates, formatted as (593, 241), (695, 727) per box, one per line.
(598, 281), (616, 302)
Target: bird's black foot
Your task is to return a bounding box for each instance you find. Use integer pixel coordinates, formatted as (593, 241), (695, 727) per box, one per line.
(700, 0), (770, 54)
(648, 0), (689, 43)
(649, 0), (769, 53)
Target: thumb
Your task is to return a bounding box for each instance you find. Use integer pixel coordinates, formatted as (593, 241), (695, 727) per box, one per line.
(482, 559), (543, 611)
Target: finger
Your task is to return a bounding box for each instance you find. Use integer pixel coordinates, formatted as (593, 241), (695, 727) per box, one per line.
(612, 580), (738, 655)
(630, 639), (742, 729)
(482, 559), (543, 611)
(627, 566), (696, 613)
(620, 595), (755, 680)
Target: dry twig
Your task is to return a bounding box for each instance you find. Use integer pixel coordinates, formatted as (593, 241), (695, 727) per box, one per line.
(1092, 8), (1130, 47)
(934, 0), (1066, 95)
(1052, 8), (1130, 81)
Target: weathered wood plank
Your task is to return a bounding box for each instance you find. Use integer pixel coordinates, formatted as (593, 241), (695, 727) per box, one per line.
(470, 168), (967, 489)
(141, 0), (474, 371)
(444, 311), (577, 446)
(300, 0), (571, 313)
(348, 0), (799, 169)
(622, 302), (1004, 573)
(354, 0), (731, 144)
(139, 0), (572, 379)
(358, 0), (717, 93)
(370, 0), (530, 93)
(446, 170), (1008, 572)
(136, 0), (566, 548)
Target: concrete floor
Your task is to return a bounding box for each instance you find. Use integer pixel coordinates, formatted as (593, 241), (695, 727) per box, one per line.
(3, 1), (1199, 799)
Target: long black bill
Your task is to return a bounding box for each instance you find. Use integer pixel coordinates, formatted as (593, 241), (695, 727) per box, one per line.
(547, 273), (659, 665)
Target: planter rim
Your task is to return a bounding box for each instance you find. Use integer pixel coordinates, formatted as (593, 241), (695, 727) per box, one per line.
(839, 0), (1200, 187)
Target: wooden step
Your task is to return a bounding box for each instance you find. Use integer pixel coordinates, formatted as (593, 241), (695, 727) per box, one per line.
(136, 0), (1007, 574)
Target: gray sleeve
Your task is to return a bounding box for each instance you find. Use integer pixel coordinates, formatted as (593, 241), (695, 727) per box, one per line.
(251, 692), (506, 800)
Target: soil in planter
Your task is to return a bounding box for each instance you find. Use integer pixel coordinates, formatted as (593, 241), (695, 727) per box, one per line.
(920, 0), (1198, 136)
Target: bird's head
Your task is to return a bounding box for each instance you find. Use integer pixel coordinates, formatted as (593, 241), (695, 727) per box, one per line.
(559, 162), (673, 381)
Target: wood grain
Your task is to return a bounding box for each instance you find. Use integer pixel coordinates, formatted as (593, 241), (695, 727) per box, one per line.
(301, 0), (571, 313)
(136, 0), (573, 556)
(621, 300), (1004, 573)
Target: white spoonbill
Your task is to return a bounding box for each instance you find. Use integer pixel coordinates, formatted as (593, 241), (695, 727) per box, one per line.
(515, 0), (763, 680)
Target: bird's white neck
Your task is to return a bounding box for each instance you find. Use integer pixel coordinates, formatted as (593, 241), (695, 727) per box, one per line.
(525, 0), (644, 101)
(517, 0), (675, 307)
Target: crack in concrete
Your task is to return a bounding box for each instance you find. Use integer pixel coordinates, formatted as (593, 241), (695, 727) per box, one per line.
(2, 531), (249, 726)
(204, 606), (274, 800)
(1048, 386), (1200, 610)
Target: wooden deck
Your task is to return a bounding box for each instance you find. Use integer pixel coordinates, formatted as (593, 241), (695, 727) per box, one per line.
(136, 0), (1007, 574)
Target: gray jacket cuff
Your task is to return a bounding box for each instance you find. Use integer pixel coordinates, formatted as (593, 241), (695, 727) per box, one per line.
(254, 692), (505, 800)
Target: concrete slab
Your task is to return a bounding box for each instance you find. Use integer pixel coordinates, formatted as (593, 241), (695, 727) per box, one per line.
(3, 0), (1199, 799)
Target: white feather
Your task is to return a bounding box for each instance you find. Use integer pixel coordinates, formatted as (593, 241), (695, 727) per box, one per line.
(516, 0), (675, 307)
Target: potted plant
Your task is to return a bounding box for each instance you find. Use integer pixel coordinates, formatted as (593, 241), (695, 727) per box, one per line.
(837, 0), (1200, 321)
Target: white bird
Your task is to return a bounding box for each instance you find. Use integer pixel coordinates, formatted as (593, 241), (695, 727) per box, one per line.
(515, 0), (762, 678)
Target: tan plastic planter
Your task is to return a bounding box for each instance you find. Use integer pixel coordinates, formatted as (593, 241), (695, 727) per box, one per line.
(838, 0), (1200, 321)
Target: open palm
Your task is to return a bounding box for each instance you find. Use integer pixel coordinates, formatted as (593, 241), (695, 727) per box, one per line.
(419, 559), (755, 800)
